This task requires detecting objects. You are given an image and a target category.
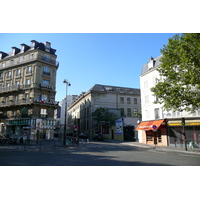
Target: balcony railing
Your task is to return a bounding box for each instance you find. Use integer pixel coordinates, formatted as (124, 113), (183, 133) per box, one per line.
(1, 54), (59, 68)
(0, 98), (59, 107)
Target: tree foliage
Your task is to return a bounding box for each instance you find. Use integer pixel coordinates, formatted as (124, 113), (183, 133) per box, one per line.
(92, 107), (117, 126)
(151, 33), (200, 112)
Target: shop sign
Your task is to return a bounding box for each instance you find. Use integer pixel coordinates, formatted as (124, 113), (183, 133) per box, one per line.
(169, 122), (200, 126)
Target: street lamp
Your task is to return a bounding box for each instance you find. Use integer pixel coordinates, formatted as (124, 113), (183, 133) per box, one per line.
(63, 79), (71, 146)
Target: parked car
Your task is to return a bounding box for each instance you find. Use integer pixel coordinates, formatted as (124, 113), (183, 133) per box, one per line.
(93, 133), (104, 141)
(79, 133), (89, 139)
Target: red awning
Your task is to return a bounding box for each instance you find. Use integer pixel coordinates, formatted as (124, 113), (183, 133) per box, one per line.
(135, 120), (164, 131)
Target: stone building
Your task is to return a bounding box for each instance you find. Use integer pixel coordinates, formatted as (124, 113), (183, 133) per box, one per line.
(67, 84), (141, 141)
(0, 40), (59, 140)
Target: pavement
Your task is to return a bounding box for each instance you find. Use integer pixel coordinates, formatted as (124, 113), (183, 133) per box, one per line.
(0, 138), (200, 155)
(106, 140), (200, 154)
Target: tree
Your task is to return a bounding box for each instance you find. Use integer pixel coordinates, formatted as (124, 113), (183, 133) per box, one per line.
(151, 33), (200, 113)
(92, 107), (118, 126)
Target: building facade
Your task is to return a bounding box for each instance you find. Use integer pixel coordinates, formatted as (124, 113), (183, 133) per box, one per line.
(67, 84), (141, 141)
(0, 40), (59, 140)
(136, 55), (200, 147)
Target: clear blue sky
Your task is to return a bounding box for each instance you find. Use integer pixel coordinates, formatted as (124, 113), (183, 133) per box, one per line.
(0, 33), (177, 101)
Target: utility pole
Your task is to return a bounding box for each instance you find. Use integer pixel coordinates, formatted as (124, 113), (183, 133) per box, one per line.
(63, 79), (71, 146)
(182, 118), (187, 151)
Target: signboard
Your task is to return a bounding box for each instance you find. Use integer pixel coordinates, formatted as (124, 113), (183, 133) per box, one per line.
(36, 119), (42, 130)
(116, 119), (123, 135)
(74, 125), (78, 130)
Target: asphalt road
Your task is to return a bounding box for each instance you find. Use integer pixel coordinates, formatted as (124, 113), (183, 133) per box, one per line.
(0, 141), (200, 166)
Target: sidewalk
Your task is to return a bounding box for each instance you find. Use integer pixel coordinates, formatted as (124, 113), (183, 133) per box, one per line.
(103, 139), (200, 154)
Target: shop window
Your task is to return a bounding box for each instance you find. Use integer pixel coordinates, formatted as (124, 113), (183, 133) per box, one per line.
(146, 131), (153, 142)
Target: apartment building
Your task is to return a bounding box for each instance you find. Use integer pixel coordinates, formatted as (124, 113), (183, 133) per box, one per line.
(136, 55), (200, 147)
(67, 84), (141, 141)
(0, 40), (59, 140)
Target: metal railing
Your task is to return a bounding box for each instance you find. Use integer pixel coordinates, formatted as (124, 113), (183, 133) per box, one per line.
(1, 54), (59, 68)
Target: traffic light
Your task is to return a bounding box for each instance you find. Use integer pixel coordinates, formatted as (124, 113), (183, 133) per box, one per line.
(182, 118), (185, 126)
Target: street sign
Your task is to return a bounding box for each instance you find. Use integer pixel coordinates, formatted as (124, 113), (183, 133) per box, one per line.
(74, 125), (78, 130)
(152, 125), (157, 131)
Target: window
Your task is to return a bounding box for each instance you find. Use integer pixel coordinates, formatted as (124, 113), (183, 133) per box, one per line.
(6, 82), (11, 87)
(134, 98), (137, 104)
(27, 66), (32, 73)
(45, 55), (50, 62)
(0, 72), (2, 78)
(145, 95), (149, 104)
(15, 80), (20, 85)
(42, 79), (50, 85)
(21, 45), (25, 52)
(16, 68), (21, 76)
(120, 108), (124, 117)
(154, 108), (160, 119)
(10, 59), (14, 65)
(29, 54), (34, 60)
(2, 63), (5, 68)
(19, 56), (24, 63)
(127, 108), (131, 117)
(26, 78), (31, 85)
(127, 98), (131, 104)
(7, 71), (12, 78)
(134, 108), (138, 116)
(43, 66), (50, 75)
(41, 108), (48, 117)
(42, 94), (48, 100)
(120, 97), (124, 103)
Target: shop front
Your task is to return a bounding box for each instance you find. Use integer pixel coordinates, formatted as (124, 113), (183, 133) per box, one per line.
(135, 119), (168, 146)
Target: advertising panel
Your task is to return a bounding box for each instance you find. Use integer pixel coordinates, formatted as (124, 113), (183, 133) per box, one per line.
(116, 119), (123, 135)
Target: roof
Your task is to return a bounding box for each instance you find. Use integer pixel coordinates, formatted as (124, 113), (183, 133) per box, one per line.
(89, 84), (140, 95)
(141, 55), (162, 76)
(0, 40), (57, 60)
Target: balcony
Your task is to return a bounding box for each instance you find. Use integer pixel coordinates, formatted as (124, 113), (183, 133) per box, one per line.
(1, 54), (59, 68)
(0, 85), (19, 93)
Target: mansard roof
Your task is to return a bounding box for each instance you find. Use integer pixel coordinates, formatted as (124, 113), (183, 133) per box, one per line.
(0, 40), (57, 60)
(141, 54), (162, 75)
(89, 84), (140, 95)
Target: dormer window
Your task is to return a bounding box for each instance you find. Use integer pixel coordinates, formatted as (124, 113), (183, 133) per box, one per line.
(45, 42), (51, 52)
(148, 56), (155, 70)
(12, 47), (15, 55)
(21, 44), (25, 52)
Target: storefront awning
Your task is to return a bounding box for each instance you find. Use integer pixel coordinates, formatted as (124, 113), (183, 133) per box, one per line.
(135, 120), (164, 131)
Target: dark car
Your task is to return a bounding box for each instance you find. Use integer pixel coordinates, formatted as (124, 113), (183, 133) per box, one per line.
(93, 133), (104, 141)
(79, 133), (89, 139)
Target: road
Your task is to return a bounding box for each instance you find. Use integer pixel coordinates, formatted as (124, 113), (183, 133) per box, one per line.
(0, 141), (200, 166)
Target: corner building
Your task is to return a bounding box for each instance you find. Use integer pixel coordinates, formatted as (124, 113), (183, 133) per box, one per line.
(0, 40), (59, 140)
(136, 56), (200, 147)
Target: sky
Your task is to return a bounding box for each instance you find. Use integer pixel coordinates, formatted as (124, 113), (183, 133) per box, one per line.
(0, 33), (177, 101)
(1, 1), (198, 195)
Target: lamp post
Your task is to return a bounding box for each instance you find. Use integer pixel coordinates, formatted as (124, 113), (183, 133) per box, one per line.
(63, 79), (71, 146)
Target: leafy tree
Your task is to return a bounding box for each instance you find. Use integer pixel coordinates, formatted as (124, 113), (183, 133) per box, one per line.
(92, 107), (118, 126)
(151, 33), (200, 112)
